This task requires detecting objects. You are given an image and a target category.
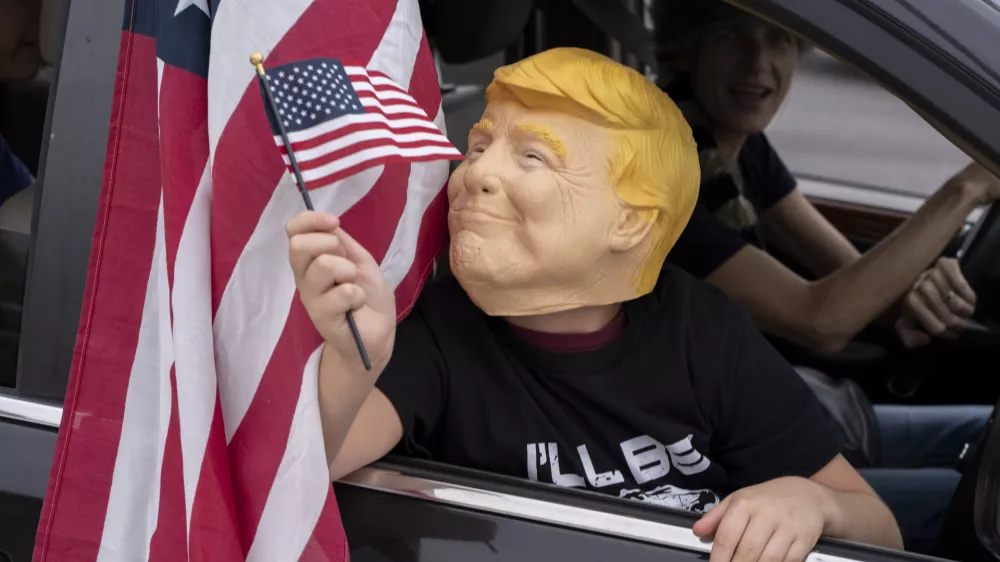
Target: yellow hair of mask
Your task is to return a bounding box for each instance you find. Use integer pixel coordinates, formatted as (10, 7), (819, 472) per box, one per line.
(485, 47), (701, 293)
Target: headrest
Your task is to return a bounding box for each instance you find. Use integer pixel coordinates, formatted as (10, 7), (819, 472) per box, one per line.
(433, 0), (536, 64)
(39, 0), (65, 66)
(432, 0), (654, 68)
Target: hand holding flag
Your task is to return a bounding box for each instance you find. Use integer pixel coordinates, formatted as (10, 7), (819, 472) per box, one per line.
(249, 51), (462, 370)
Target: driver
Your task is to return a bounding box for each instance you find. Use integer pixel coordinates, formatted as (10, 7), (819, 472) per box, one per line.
(0, 0), (41, 206)
(650, 0), (996, 553)
(287, 47), (903, 562)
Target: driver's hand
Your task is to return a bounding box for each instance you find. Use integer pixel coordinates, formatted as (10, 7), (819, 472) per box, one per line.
(896, 257), (977, 348)
(946, 161), (1000, 206)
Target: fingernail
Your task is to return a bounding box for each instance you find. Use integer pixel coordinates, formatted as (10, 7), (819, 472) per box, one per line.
(325, 214), (339, 227)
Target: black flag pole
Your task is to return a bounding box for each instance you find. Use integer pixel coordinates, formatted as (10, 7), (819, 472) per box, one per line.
(251, 52), (372, 372)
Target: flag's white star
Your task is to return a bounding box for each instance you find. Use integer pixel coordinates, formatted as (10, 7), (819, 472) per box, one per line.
(174, 0), (210, 17)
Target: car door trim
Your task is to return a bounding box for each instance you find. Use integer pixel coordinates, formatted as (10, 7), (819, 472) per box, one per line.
(797, 175), (985, 224)
(339, 465), (867, 562)
(0, 394), (62, 428)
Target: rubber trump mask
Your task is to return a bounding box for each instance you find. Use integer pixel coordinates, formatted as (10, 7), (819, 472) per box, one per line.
(448, 47), (701, 316)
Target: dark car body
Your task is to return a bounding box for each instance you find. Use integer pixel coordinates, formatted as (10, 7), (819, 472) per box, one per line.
(3, 0), (1000, 561)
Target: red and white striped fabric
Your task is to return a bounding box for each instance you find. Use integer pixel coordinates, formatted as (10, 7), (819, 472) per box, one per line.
(262, 59), (461, 189)
(33, 0), (459, 560)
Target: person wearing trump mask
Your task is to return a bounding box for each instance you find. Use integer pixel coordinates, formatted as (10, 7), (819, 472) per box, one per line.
(285, 47), (902, 561)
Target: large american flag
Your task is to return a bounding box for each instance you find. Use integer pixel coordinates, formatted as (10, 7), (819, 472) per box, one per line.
(32, 0), (460, 560)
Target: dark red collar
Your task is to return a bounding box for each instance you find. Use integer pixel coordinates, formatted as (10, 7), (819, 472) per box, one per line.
(506, 309), (627, 353)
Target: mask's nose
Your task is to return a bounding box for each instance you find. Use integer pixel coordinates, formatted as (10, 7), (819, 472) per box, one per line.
(463, 146), (505, 195)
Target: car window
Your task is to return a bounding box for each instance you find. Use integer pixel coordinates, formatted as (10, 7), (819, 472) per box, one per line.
(0, 0), (51, 390)
(766, 48), (972, 200)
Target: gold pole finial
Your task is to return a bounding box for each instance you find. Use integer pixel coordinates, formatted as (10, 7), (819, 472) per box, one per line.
(250, 52), (265, 76)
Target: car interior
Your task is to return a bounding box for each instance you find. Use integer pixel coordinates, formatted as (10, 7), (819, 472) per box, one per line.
(423, 0), (1000, 559)
(0, 0), (65, 385)
(3, 0), (1000, 560)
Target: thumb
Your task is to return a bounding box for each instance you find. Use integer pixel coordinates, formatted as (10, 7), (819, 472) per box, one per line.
(693, 496), (730, 538)
(896, 318), (931, 349)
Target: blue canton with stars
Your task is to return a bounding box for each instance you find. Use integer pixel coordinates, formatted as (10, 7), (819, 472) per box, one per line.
(124, 0), (217, 79)
(262, 58), (366, 135)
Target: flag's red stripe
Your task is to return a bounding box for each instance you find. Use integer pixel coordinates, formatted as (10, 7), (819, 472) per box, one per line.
(187, 400), (244, 561)
(349, 69), (413, 96)
(33, 30), (162, 562)
(294, 136), (457, 173)
(395, 185), (449, 321)
(339, 163), (412, 263)
(209, 0), (399, 552)
(225, 299), (322, 555)
(158, 64), (209, 289)
(299, 488), (349, 561)
(279, 121), (447, 154)
(147, 368), (188, 562)
(300, 151), (460, 192)
(355, 90), (424, 110)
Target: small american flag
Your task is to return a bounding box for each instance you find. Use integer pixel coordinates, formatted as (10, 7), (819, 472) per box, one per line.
(263, 57), (462, 189)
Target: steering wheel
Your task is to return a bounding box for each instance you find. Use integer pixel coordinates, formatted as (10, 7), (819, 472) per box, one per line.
(958, 201), (1000, 324)
(887, 201), (1000, 398)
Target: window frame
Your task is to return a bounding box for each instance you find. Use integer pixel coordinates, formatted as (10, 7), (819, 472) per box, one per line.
(335, 455), (929, 562)
(10, 0), (125, 401)
(731, 0), (1000, 179)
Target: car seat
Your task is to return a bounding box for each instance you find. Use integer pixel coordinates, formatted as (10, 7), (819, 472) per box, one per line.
(794, 366), (883, 468)
(933, 405), (998, 560)
(432, 0), (654, 68)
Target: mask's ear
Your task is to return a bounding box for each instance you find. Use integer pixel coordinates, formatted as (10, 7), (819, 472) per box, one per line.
(610, 205), (658, 253)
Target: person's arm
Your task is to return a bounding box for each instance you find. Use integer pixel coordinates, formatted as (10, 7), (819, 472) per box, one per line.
(759, 189), (860, 277)
(319, 350), (404, 481)
(694, 456), (902, 562)
(695, 306), (901, 561)
(287, 211), (405, 478)
(707, 162), (997, 354)
(809, 456), (903, 548)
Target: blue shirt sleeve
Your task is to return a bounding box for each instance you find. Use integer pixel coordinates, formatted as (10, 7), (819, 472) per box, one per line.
(0, 134), (34, 207)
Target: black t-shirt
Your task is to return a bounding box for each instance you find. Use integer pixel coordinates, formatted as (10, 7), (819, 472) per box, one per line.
(665, 132), (798, 280)
(375, 265), (843, 513)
